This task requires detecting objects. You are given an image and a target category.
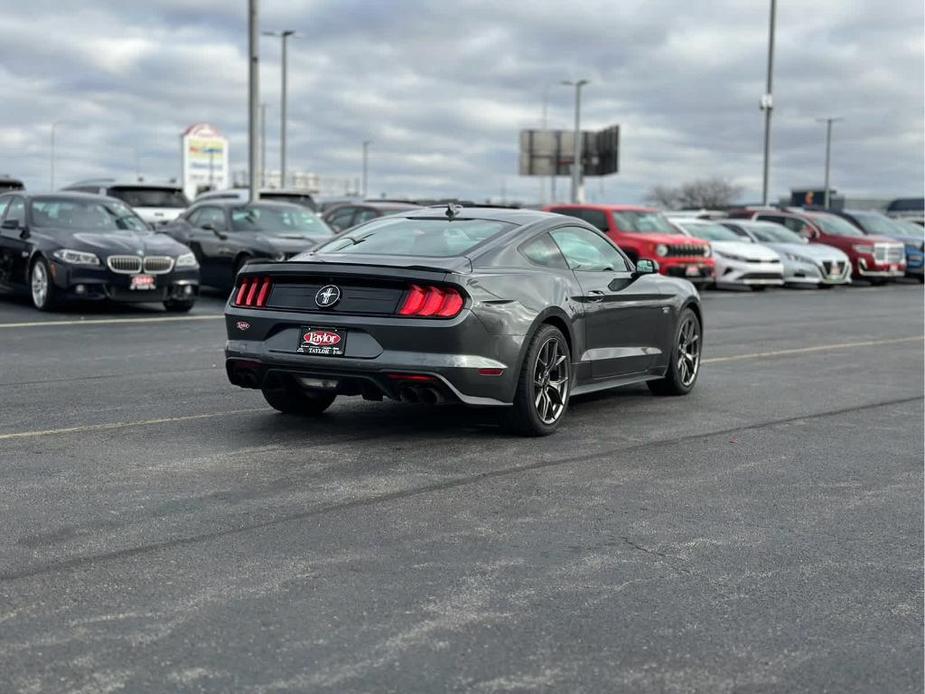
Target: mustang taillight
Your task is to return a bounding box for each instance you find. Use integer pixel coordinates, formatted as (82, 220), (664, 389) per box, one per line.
(397, 284), (464, 318)
(234, 277), (273, 308)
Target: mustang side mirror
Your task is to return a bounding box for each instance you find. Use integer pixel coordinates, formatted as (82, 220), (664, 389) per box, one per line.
(633, 259), (659, 278)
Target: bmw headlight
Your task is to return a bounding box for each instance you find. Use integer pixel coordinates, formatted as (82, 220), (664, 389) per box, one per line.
(175, 252), (199, 268)
(655, 244), (668, 257)
(53, 249), (100, 265)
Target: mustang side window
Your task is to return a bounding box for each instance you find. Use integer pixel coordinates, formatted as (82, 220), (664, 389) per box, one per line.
(520, 234), (568, 269)
(550, 227), (629, 273)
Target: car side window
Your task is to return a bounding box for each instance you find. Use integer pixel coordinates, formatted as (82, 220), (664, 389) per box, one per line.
(327, 207), (357, 231)
(353, 208), (379, 225)
(520, 233), (568, 270)
(0, 197), (10, 220)
(550, 226), (629, 273)
(5, 196), (25, 225)
(190, 206), (226, 230)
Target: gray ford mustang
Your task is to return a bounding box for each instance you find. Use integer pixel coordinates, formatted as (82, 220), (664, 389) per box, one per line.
(224, 206), (703, 435)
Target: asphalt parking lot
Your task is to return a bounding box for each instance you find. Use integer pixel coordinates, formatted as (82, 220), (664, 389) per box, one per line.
(0, 283), (922, 693)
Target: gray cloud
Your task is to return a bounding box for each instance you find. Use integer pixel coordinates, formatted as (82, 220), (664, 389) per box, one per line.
(0, 0), (921, 203)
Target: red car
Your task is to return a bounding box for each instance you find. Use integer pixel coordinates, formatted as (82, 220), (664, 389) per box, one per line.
(545, 204), (714, 284)
(731, 208), (906, 283)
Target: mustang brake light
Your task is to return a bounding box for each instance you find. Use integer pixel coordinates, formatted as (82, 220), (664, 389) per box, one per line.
(397, 285), (464, 318)
(234, 277), (274, 308)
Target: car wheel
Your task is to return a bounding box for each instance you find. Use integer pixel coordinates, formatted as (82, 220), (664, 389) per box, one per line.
(506, 324), (570, 436)
(262, 380), (336, 415)
(163, 299), (195, 313)
(30, 257), (56, 311)
(649, 307), (701, 396)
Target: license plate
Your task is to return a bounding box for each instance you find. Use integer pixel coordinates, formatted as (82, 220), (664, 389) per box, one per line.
(297, 326), (346, 357)
(130, 274), (156, 290)
(685, 266), (701, 277)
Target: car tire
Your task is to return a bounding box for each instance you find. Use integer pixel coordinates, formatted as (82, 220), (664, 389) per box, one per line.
(163, 299), (195, 313)
(505, 324), (571, 437)
(649, 307), (701, 396)
(262, 380), (336, 416)
(29, 257), (56, 311)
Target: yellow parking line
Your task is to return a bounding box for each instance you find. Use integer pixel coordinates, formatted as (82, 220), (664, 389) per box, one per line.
(0, 409), (265, 441)
(703, 335), (923, 364)
(0, 315), (224, 329)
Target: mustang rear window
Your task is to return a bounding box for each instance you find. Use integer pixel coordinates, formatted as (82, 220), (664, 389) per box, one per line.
(317, 218), (516, 257)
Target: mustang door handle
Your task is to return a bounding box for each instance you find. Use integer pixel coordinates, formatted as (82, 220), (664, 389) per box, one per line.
(587, 290), (605, 302)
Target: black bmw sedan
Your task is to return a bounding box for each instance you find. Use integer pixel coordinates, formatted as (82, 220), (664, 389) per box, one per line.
(160, 200), (334, 289)
(0, 192), (199, 311)
(224, 206), (703, 435)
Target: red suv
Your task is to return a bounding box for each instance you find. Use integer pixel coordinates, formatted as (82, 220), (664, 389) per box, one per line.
(731, 208), (906, 283)
(545, 204), (714, 284)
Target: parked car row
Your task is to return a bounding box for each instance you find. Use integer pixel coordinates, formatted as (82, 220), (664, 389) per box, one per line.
(543, 203), (920, 289)
(0, 191), (335, 311)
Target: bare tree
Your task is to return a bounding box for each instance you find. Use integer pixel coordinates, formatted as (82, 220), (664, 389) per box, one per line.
(646, 177), (744, 209)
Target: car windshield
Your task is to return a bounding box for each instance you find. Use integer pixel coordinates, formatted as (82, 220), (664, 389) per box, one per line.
(230, 205), (334, 236)
(746, 225), (804, 244)
(613, 211), (677, 234)
(30, 198), (148, 231)
(681, 222), (744, 242)
(850, 212), (905, 236)
(809, 214), (865, 237)
(109, 186), (189, 209)
(893, 221), (925, 239)
(316, 217), (516, 257)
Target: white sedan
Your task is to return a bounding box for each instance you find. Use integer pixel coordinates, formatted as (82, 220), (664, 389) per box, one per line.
(673, 219), (784, 290)
(720, 220), (851, 287)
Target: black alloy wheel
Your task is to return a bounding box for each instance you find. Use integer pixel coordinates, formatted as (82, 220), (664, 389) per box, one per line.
(649, 307), (701, 396)
(507, 324), (570, 436)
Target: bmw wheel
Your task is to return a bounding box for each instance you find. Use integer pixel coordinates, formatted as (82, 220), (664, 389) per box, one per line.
(30, 257), (56, 311)
(262, 378), (336, 416)
(506, 324), (570, 436)
(164, 299), (195, 313)
(649, 307), (701, 396)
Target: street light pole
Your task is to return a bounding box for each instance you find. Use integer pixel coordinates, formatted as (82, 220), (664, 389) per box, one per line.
(362, 140), (371, 198)
(264, 29), (296, 188)
(260, 102), (268, 188)
(541, 84), (550, 204)
(816, 117), (843, 209)
(562, 79), (589, 204)
(247, 0), (260, 203)
(760, 0), (777, 206)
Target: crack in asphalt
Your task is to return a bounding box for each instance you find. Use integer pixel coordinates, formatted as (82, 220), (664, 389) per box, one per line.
(0, 394), (921, 583)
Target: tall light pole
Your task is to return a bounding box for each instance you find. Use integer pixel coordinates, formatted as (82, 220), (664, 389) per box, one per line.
(561, 79), (589, 204)
(760, 0), (777, 206)
(362, 140), (372, 198)
(540, 84), (550, 203)
(260, 102), (268, 187)
(50, 120), (66, 190)
(263, 29), (296, 187)
(816, 117), (843, 209)
(248, 0), (260, 202)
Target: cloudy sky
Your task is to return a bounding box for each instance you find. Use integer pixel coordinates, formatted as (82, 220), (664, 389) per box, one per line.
(0, 0), (922, 203)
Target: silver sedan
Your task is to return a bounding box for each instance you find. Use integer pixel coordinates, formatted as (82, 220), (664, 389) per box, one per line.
(721, 220), (851, 286)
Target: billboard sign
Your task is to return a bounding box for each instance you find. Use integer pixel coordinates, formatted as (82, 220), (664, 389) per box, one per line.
(519, 125), (619, 177)
(181, 123), (229, 200)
